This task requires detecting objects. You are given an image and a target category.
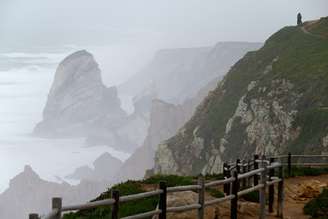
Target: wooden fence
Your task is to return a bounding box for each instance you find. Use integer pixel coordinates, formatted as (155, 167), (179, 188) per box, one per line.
(29, 153), (328, 219)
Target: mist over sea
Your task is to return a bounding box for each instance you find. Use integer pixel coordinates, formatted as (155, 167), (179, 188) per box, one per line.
(0, 50), (131, 193)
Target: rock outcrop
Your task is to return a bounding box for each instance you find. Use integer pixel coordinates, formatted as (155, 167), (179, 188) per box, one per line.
(115, 99), (188, 181)
(154, 17), (328, 175)
(34, 50), (126, 138)
(66, 152), (123, 181)
(0, 165), (108, 219)
(116, 77), (219, 181)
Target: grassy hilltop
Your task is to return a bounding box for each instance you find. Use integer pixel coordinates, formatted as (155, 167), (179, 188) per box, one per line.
(154, 17), (328, 175)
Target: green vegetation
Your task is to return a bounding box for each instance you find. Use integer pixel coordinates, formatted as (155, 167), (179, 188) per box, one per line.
(288, 109), (328, 154)
(63, 180), (158, 219)
(241, 191), (259, 203)
(206, 188), (225, 198)
(304, 189), (328, 218)
(63, 175), (200, 219)
(287, 167), (328, 178)
(308, 17), (328, 37)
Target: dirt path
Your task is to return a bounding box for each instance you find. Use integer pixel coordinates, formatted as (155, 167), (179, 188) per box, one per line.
(281, 174), (328, 219)
(300, 20), (324, 39)
(152, 174), (328, 219)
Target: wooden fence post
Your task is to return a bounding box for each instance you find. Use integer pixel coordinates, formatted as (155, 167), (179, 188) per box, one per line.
(223, 162), (228, 194)
(198, 175), (205, 219)
(259, 159), (267, 219)
(247, 160), (251, 187)
(288, 152), (292, 177)
(236, 159), (241, 189)
(227, 163), (231, 195)
(159, 181), (167, 219)
(52, 197), (62, 219)
(277, 165), (284, 218)
(112, 190), (120, 219)
(29, 213), (39, 219)
(242, 161), (247, 189)
(236, 159), (241, 174)
(253, 154), (259, 186)
(268, 158), (275, 213)
(230, 171), (239, 219)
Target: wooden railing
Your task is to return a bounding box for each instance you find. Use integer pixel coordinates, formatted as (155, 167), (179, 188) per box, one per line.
(29, 153), (328, 219)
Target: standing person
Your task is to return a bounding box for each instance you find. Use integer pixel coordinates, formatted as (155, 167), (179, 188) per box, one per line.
(297, 13), (303, 26)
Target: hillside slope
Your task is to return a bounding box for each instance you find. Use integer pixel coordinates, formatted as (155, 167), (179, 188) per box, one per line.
(154, 17), (328, 175)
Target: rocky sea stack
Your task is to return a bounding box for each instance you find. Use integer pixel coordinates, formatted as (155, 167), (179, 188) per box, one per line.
(34, 50), (126, 137)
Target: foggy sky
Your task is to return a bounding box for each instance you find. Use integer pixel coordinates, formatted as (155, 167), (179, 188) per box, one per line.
(0, 0), (327, 84)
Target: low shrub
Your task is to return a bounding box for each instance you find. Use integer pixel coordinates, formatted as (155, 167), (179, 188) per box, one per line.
(288, 167), (328, 177)
(304, 189), (328, 218)
(241, 191), (259, 203)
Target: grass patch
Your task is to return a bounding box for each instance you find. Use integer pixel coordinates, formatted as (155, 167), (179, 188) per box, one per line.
(304, 189), (328, 218)
(63, 174), (204, 219)
(63, 181), (158, 219)
(206, 188), (225, 198)
(241, 191), (259, 203)
(287, 167), (328, 178)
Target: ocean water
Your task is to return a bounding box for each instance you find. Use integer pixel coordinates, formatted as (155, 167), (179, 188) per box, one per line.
(0, 51), (130, 193)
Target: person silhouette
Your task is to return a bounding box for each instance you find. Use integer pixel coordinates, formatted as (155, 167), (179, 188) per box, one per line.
(297, 13), (303, 26)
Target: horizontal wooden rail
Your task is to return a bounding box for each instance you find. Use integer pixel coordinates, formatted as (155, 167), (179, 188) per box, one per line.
(205, 177), (235, 188)
(282, 163), (328, 166)
(238, 168), (264, 180)
(267, 178), (282, 186)
(255, 159), (270, 164)
(167, 204), (201, 213)
(61, 198), (115, 211)
(238, 184), (264, 196)
(271, 154), (328, 159)
(289, 154), (328, 158)
(267, 162), (281, 170)
(167, 185), (200, 193)
(120, 190), (163, 203)
(204, 195), (235, 207)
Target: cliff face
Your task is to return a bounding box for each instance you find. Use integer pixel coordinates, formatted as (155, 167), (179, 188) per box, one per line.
(115, 100), (188, 181)
(154, 18), (328, 175)
(115, 78), (219, 181)
(34, 50), (126, 137)
(0, 166), (108, 219)
(119, 42), (262, 105)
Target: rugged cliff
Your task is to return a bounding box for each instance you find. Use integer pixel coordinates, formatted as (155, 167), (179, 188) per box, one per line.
(154, 18), (328, 175)
(33, 50), (150, 152)
(34, 50), (126, 138)
(115, 77), (219, 181)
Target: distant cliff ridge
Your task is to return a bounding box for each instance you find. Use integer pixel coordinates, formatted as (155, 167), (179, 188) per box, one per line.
(154, 17), (328, 176)
(66, 152), (123, 181)
(0, 165), (108, 219)
(119, 42), (262, 105)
